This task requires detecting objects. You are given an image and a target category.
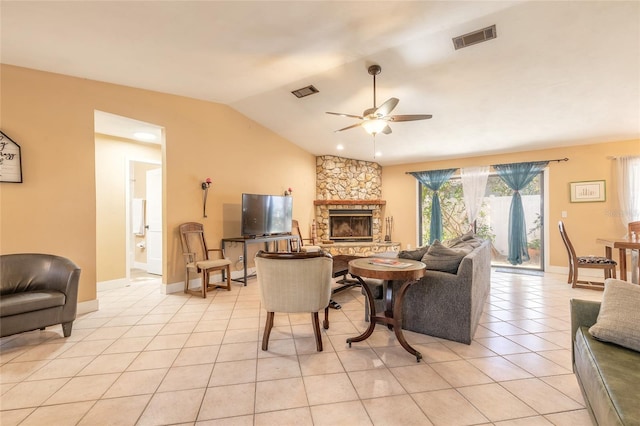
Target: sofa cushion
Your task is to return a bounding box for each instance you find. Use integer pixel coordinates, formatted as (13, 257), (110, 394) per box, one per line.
(443, 230), (475, 247)
(589, 279), (640, 352)
(575, 325), (640, 425)
(398, 245), (429, 261)
(0, 290), (66, 317)
(420, 240), (466, 274)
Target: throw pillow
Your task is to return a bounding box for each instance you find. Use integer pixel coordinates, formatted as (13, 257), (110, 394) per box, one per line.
(444, 230), (476, 248)
(398, 245), (429, 261)
(589, 279), (640, 352)
(420, 240), (466, 274)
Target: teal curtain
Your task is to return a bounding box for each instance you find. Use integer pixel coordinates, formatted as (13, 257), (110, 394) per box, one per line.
(410, 169), (457, 243)
(494, 161), (548, 265)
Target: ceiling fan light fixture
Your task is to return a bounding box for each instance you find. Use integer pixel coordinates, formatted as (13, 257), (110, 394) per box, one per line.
(362, 119), (387, 135)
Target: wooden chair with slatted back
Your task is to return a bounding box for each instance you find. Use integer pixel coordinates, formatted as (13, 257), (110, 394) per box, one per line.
(558, 221), (617, 290)
(291, 219), (321, 252)
(179, 222), (232, 297)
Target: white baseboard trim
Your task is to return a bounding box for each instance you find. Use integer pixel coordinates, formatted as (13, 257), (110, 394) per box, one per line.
(546, 265), (613, 279)
(77, 299), (99, 315)
(97, 278), (129, 291)
(163, 281), (184, 294)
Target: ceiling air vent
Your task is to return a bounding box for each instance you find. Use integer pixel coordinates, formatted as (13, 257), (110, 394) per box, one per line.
(291, 85), (319, 98)
(453, 25), (496, 50)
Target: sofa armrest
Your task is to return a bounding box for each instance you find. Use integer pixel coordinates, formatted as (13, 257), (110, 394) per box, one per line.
(570, 299), (601, 338)
(570, 298), (601, 365)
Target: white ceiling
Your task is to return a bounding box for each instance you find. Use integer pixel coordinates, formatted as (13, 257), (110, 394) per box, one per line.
(2, 1), (639, 165)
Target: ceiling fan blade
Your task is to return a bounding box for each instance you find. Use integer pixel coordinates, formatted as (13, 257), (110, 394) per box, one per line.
(334, 122), (364, 132)
(374, 97), (399, 116)
(326, 111), (364, 119)
(382, 125), (392, 135)
(388, 114), (433, 122)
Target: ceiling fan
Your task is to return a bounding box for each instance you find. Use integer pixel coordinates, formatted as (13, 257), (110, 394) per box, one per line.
(326, 64), (432, 136)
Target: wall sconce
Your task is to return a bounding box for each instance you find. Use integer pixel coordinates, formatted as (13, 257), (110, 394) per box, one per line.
(202, 177), (212, 217)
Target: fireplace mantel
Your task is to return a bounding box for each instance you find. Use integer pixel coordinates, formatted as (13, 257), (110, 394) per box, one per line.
(314, 199), (386, 206)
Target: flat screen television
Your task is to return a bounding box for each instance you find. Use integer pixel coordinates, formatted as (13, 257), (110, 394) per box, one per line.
(241, 193), (293, 237)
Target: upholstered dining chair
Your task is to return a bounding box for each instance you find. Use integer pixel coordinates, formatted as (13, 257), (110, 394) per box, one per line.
(255, 250), (333, 351)
(558, 221), (617, 290)
(179, 222), (232, 297)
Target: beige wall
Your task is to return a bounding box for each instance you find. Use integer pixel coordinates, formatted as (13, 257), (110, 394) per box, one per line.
(0, 65), (316, 303)
(382, 139), (640, 272)
(2, 64), (637, 306)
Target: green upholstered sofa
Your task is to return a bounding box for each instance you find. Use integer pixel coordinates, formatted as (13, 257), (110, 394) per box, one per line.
(571, 298), (640, 425)
(1, 253), (81, 338)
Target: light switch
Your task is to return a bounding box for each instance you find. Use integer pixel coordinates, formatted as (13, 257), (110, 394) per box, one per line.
(561, 211), (568, 218)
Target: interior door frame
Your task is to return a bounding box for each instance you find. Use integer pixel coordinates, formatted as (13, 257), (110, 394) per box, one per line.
(125, 158), (162, 280)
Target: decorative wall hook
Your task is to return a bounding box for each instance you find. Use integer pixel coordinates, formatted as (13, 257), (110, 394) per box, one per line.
(202, 177), (212, 217)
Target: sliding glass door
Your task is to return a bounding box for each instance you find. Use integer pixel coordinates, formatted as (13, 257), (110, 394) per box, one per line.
(418, 171), (544, 270)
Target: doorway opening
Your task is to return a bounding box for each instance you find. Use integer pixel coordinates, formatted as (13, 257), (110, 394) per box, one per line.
(94, 111), (164, 288)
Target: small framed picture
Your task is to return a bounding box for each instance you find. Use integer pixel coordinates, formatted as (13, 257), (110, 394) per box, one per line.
(0, 131), (23, 183)
(570, 180), (605, 203)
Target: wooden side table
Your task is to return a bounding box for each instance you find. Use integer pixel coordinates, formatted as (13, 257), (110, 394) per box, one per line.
(347, 257), (426, 362)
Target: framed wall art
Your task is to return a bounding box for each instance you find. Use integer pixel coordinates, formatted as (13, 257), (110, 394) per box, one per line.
(570, 180), (605, 203)
(0, 131), (22, 183)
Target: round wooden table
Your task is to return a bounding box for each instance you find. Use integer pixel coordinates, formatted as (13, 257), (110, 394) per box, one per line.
(347, 257), (426, 362)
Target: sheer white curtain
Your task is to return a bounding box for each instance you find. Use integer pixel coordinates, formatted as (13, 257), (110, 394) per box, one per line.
(616, 155), (640, 229)
(616, 155), (640, 283)
(461, 166), (489, 230)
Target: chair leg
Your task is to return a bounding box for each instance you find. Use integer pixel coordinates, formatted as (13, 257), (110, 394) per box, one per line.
(571, 266), (579, 288)
(185, 270), (190, 293)
(201, 270), (207, 298)
(312, 312), (323, 352)
(262, 312), (275, 351)
(323, 306), (329, 329)
(225, 265), (231, 291)
(612, 266), (616, 279)
(61, 322), (73, 337)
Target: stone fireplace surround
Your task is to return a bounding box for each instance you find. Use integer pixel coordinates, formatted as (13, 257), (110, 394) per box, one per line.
(313, 155), (399, 256)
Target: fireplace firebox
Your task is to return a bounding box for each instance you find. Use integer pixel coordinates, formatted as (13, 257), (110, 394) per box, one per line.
(329, 209), (373, 241)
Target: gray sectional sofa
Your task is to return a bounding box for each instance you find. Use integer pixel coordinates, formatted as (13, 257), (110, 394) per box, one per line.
(364, 238), (491, 344)
(571, 286), (640, 425)
(0, 253), (81, 338)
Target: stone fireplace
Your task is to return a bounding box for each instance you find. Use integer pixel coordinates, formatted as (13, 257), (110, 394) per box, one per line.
(313, 156), (399, 256)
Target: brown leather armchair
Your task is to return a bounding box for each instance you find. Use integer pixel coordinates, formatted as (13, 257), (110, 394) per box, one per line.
(0, 253), (81, 337)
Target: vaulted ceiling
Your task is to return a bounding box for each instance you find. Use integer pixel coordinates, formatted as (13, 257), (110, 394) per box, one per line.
(2, 1), (639, 165)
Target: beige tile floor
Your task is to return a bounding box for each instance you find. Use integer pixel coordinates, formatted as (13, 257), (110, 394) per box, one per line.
(0, 270), (603, 425)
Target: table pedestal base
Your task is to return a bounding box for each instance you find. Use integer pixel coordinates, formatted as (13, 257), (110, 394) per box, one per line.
(347, 276), (422, 362)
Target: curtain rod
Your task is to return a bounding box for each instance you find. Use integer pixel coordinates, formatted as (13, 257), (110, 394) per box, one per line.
(405, 158), (569, 174)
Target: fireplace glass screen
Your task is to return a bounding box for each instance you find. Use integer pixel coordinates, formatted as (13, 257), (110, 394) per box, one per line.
(329, 210), (373, 241)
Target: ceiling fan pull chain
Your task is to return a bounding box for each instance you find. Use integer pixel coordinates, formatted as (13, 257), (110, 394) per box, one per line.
(373, 136), (377, 159)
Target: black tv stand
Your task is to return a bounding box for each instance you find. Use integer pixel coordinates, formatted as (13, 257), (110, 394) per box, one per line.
(221, 234), (301, 286)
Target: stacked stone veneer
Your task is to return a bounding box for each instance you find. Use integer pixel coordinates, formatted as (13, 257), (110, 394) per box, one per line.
(315, 155), (385, 242)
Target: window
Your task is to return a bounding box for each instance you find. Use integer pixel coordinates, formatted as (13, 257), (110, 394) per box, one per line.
(418, 172), (544, 269)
